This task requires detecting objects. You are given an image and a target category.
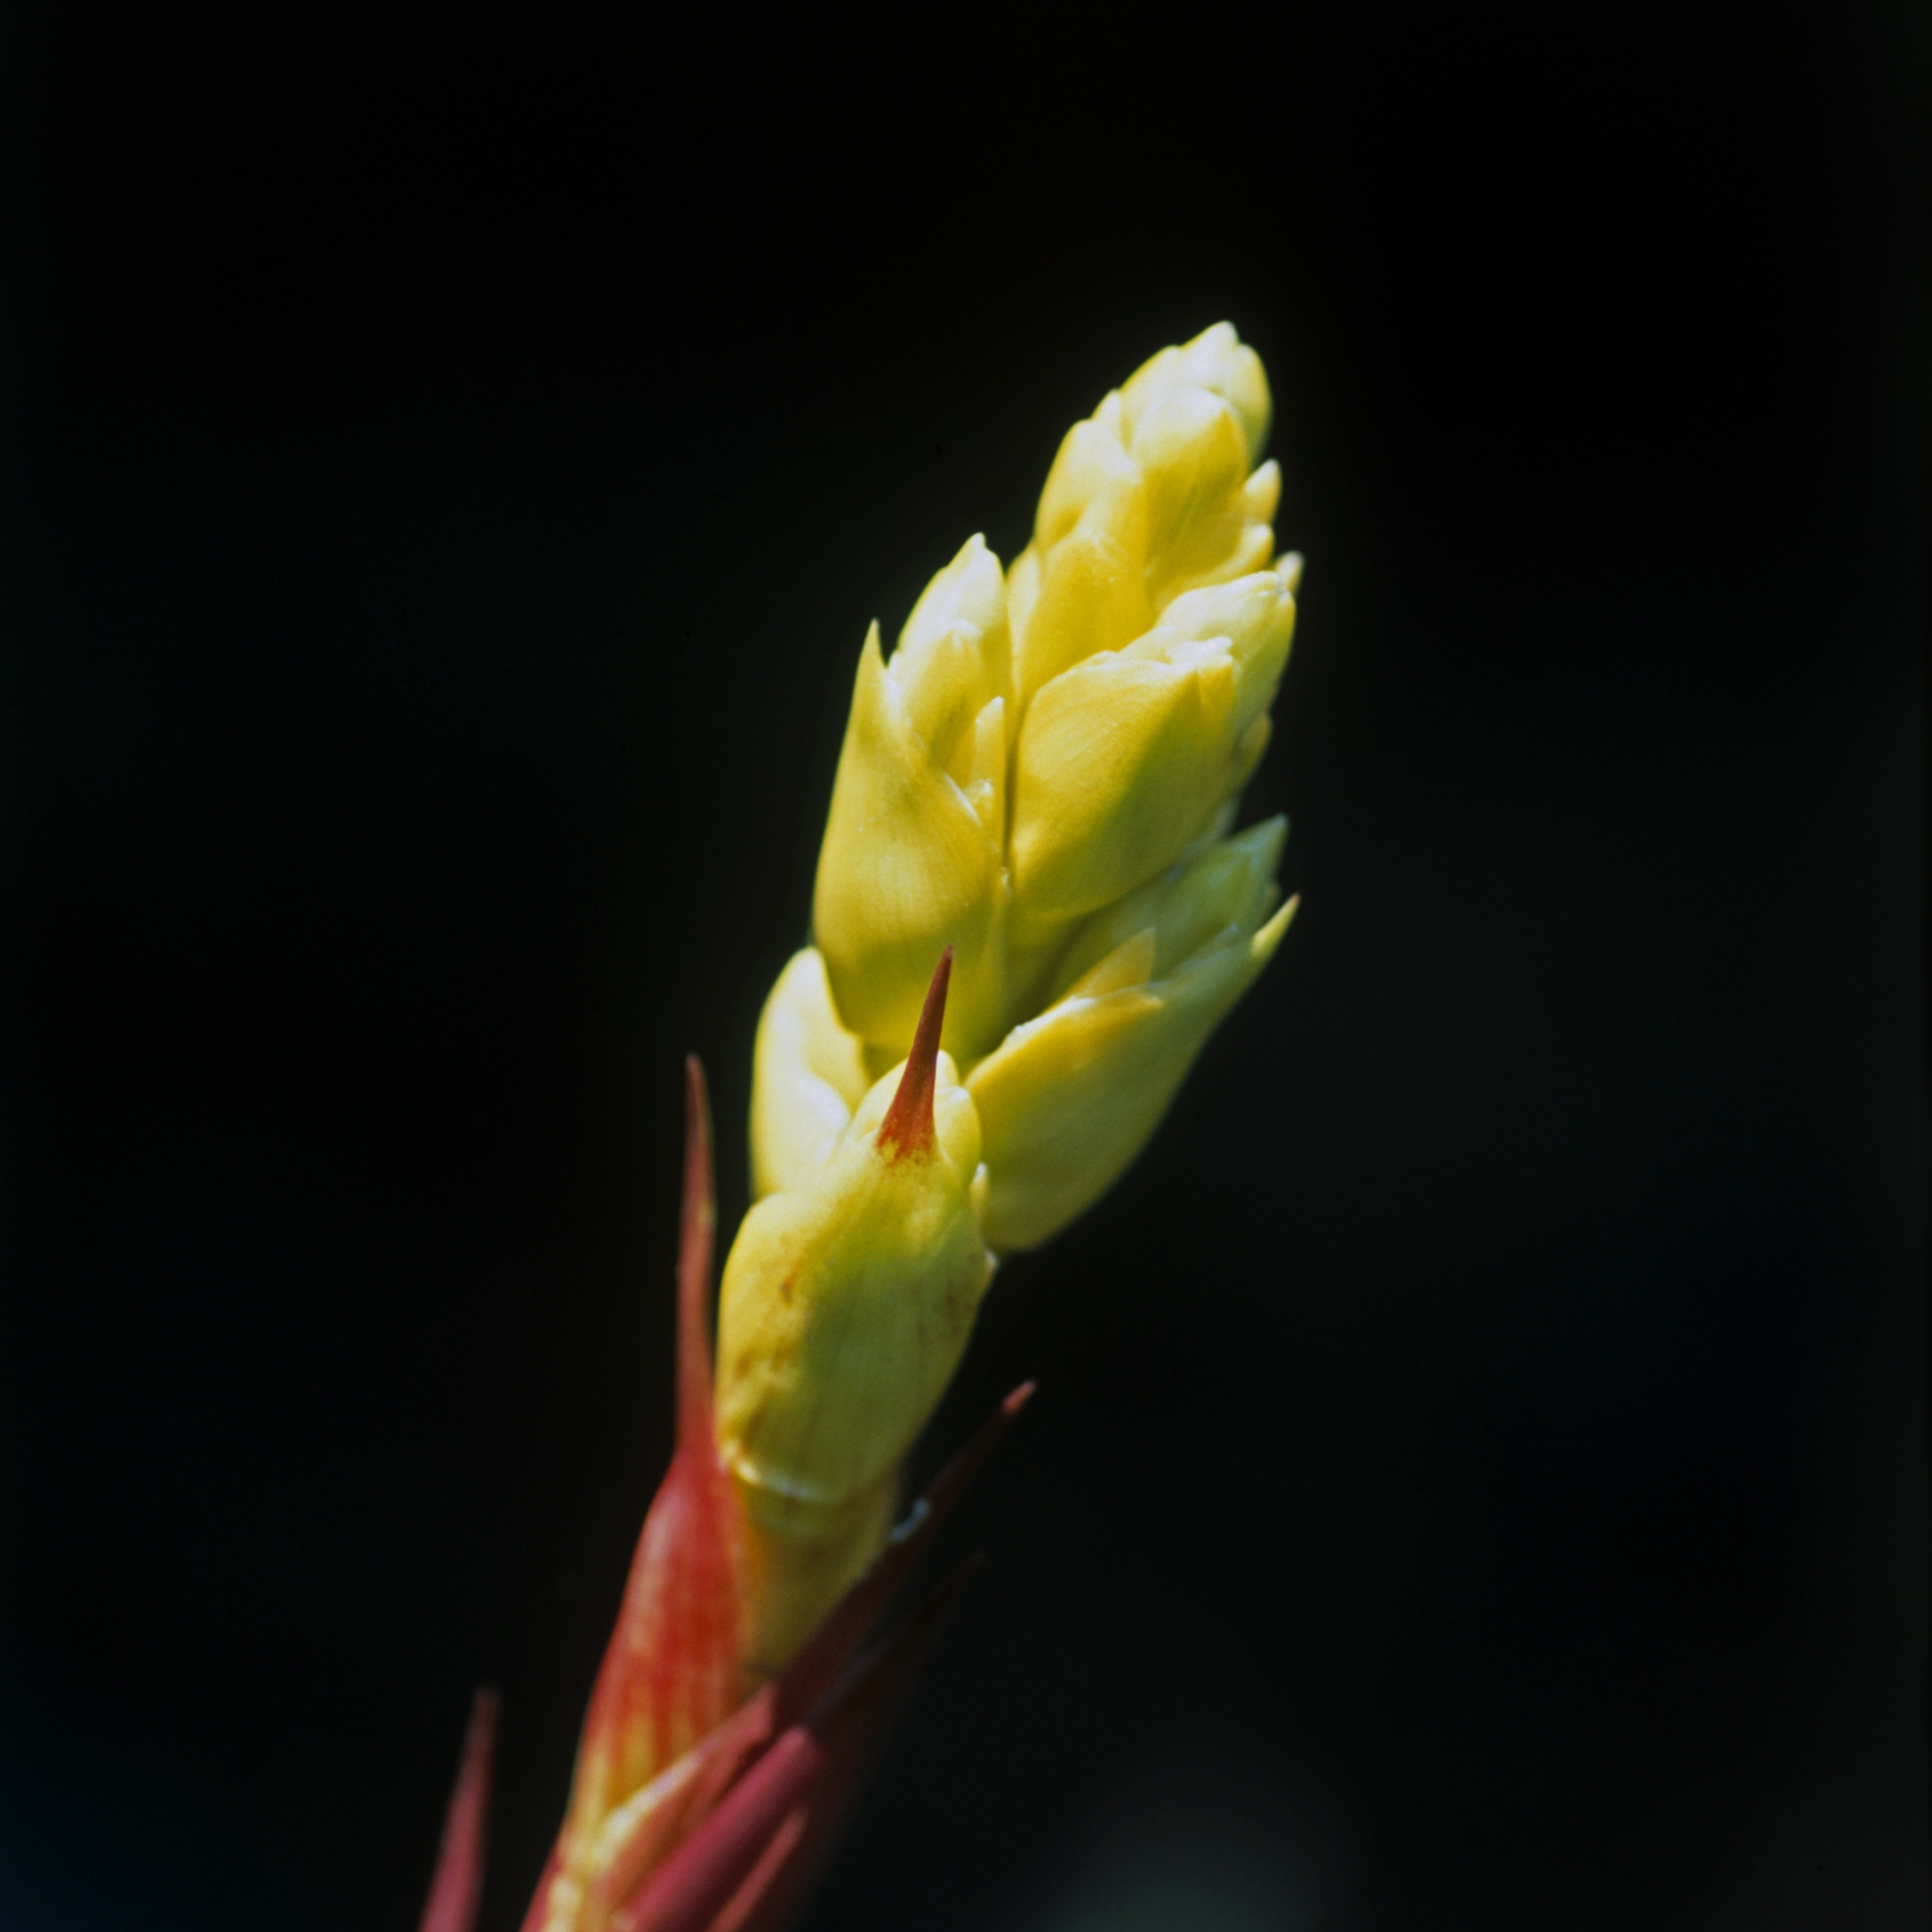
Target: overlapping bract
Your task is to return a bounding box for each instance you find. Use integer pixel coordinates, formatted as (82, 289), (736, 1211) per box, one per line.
(727, 321), (1300, 1664)
(718, 959), (997, 1671)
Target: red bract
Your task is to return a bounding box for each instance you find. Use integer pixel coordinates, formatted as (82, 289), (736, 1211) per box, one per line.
(417, 1057), (1030, 1932)
(418, 1688), (498, 1932)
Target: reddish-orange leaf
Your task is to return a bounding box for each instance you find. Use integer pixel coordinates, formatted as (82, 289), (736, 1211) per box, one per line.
(526, 1060), (751, 1929)
(578, 1380), (1033, 1927)
(610, 1560), (982, 1932)
(418, 1687), (499, 1932)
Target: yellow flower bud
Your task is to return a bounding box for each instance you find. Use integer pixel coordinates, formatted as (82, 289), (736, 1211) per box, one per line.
(749, 947), (869, 1199)
(716, 958), (996, 1666)
(811, 537), (1014, 1061)
(967, 821), (1297, 1252)
(1008, 565), (1297, 920)
(897, 526), (1012, 716)
(1126, 382), (1255, 610)
(1010, 401), (1156, 709)
(1137, 565), (1299, 745)
(1008, 323), (1279, 714)
(1118, 318), (1273, 466)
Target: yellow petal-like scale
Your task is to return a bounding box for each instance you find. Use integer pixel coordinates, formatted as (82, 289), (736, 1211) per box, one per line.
(1012, 498), (1155, 714)
(1119, 320), (1273, 466)
(812, 625), (1008, 1058)
(968, 898), (1296, 1251)
(749, 948), (870, 1199)
(1011, 647), (1241, 920)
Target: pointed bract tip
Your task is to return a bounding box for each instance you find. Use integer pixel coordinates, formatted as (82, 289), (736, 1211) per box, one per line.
(683, 1057), (714, 1186)
(417, 1686), (499, 1932)
(469, 1682), (501, 1743)
(876, 949), (952, 1162)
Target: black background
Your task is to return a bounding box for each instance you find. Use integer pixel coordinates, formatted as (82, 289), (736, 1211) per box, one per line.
(2, 3), (1923, 1929)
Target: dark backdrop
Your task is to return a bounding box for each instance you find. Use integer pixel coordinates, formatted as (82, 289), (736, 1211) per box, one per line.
(2, 5), (1923, 1929)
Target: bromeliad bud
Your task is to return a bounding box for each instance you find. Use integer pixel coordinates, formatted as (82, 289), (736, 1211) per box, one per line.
(1006, 319), (1277, 713)
(434, 325), (1307, 1932)
(717, 954), (997, 1670)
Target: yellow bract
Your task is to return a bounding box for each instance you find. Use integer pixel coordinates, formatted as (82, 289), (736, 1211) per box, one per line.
(812, 617), (1010, 1061)
(968, 822), (1297, 1252)
(749, 949), (869, 1199)
(717, 1047), (994, 1668)
(1008, 563), (1295, 921)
